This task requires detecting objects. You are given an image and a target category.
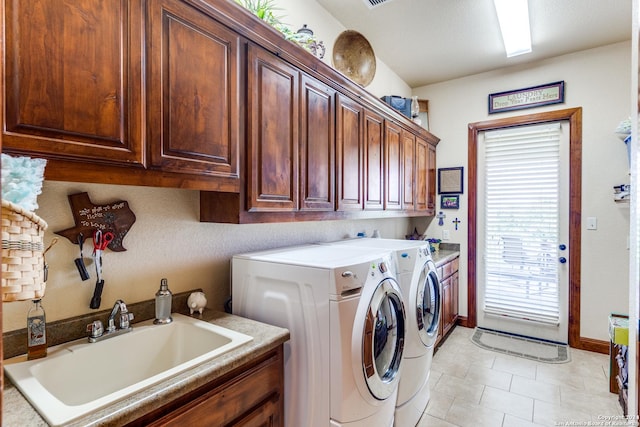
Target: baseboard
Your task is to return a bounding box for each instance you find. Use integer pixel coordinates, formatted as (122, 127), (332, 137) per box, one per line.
(576, 336), (609, 354)
(456, 316), (470, 328)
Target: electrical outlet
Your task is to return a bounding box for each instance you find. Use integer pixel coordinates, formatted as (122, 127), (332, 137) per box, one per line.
(442, 229), (450, 240)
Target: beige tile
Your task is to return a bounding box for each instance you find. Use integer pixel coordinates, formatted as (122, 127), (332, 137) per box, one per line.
(480, 386), (534, 420)
(425, 391), (455, 419)
(431, 357), (473, 379)
(510, 375), (560, 403)
(536, 363), (586, 389)
(503, 414), (548, 427)
(423, 327), (623, 427)
(533, 399), (591, 426)
(433, 373), (485, 404)
(465, 365), (512, 391)
(444, 399), (505, 427)
(493, 355), (538, 379)
(559, 384), (623, 417)
(417, 413), (459, 427)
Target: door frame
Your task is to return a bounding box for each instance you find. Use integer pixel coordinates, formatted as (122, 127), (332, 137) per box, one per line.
(465, 107), (599, 351)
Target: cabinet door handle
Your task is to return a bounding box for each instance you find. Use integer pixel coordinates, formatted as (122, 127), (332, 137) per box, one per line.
(559, 257), (567, 264)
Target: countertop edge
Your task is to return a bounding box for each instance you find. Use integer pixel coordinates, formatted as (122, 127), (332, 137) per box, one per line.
(431, 249), (460, 266)
(3, 310), (290, 427)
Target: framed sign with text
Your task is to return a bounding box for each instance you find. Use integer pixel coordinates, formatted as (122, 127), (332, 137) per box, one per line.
(488, 81), (565, 114)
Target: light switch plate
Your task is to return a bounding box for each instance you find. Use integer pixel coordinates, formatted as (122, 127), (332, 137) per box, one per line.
(586, 217), (597, 230)
(442, 229), (450, 240)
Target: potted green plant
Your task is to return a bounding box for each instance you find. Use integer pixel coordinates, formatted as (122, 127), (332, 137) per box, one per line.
(234, 0), (322, 55)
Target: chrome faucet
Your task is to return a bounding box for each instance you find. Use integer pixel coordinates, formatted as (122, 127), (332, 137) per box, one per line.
(86, 299), (134, 343)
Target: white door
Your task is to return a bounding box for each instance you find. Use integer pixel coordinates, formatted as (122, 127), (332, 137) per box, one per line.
(477, 122), (569, 343)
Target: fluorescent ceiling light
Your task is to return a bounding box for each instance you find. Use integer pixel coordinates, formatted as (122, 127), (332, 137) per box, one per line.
(493, 0), (532, 57)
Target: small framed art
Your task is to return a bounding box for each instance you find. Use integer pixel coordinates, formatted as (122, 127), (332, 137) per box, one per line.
(441, 195), (460, 209)
(438, 167), (464, 194)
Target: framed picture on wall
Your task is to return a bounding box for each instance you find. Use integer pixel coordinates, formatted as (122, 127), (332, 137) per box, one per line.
(441, 195), (460, 209)
(438, 167), (464, 194)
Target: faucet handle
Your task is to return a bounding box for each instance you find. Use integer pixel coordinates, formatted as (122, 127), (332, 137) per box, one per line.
(119, 312), (134, 329)
(86, 320), (104, 338)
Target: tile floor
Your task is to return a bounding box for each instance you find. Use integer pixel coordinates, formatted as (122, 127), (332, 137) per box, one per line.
(418, 326), (624, 427)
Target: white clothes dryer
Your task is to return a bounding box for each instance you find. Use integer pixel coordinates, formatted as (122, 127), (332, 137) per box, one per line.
(327, 238), (441, 427)
(232, 244), (406, 427)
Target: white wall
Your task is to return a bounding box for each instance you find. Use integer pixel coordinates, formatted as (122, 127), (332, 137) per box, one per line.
(274, 0), (412, 98)
(412, 41), (632, 342)
(2, 181), (411, 331)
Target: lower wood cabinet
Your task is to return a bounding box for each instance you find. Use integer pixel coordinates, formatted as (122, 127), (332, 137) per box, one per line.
(128, 345), (284, 427)
(437, 256), (459, 345)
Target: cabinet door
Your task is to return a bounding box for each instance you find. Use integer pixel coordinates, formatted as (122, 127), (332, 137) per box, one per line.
(247, 44), (299, 211)
(147, 0), (240, 178)
(384, 121), (402, 211)
(3, 0), (144, 165)
(441, 276), (453, 335)
(415, 136), (429, 212)
(402, 130), (416, 210)
(364, 110), (384, 210)
(300, 74), (335, 211)
(428, 143), (437, 212)
(336, 94), (364, 211)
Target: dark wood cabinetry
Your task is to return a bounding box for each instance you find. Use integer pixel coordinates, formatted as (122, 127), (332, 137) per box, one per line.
(129, 345), (284, 427)
(437, 256), (459, 345)
(3, 0), (439, 222)
(401, 131), (416, 211)
(336, 94), (365, 212)
(364, 110), (385, 210)
(246, 43), (300, 212)
(147, 0), (240, 179)
(3, 0), (145, 166)
(300, 75), (336, 211)
(384, 121), (403, 210)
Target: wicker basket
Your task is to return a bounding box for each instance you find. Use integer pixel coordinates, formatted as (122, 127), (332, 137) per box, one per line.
(1, 199), (48, 302)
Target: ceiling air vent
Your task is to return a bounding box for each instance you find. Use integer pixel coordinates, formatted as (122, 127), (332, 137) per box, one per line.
(363, 0), (393, 9)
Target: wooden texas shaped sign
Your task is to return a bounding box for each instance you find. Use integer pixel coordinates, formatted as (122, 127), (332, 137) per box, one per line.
(55, 192), (136, 252)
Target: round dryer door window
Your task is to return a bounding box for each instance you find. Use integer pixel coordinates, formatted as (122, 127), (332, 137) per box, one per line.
(362, 278), (405, 400)
(416, 266), (441, 347)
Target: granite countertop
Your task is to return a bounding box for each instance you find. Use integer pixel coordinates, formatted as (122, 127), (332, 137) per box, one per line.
(3, 310), (290, 427)
(431, 247), (460, 266)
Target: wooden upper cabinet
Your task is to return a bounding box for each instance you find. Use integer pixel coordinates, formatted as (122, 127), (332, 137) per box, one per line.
(3, 0), (144, 166)
(336, 94), (364, 211)
(415, 136), (429, 212)
(300, 74), (335, 211)
(246, 44), (300, 212)
(364, 110), (384, 210)
(146, 0), (240, 178)
(428, 143), (437, 212)
(402, 130), (416, 210)
(384, 121), (402, 211)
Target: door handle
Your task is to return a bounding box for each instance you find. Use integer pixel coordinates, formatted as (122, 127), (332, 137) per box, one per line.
(559, 257), (567, 264)
(559, 244), (567, 251)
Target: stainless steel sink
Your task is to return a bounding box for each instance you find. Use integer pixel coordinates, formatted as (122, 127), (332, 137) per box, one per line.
(4, 313), (253, 426)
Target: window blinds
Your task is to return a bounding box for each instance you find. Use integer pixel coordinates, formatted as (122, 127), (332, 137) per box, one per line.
(482, 124), (561, 325)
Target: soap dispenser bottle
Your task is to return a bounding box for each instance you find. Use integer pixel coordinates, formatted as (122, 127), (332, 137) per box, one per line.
(27, 299), (47, 360)
(154, 278), (173, 324)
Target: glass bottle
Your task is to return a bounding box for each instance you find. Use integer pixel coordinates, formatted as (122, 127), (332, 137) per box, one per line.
(27, 299), (47, 360)
(411, 96), (420, 118)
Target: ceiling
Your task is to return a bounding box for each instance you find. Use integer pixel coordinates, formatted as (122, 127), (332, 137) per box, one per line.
(315, 0), (633, 88)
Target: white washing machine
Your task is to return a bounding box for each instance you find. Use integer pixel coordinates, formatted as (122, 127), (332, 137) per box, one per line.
(327, 238), (441, 427)
(232, 244), (406, 427)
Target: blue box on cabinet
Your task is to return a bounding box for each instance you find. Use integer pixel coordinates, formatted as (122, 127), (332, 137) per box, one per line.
(381, 96), (412, 118)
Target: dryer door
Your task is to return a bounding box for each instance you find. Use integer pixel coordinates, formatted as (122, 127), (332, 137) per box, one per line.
(362, 278), (405, 400)
(416, 261), (441, 347)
